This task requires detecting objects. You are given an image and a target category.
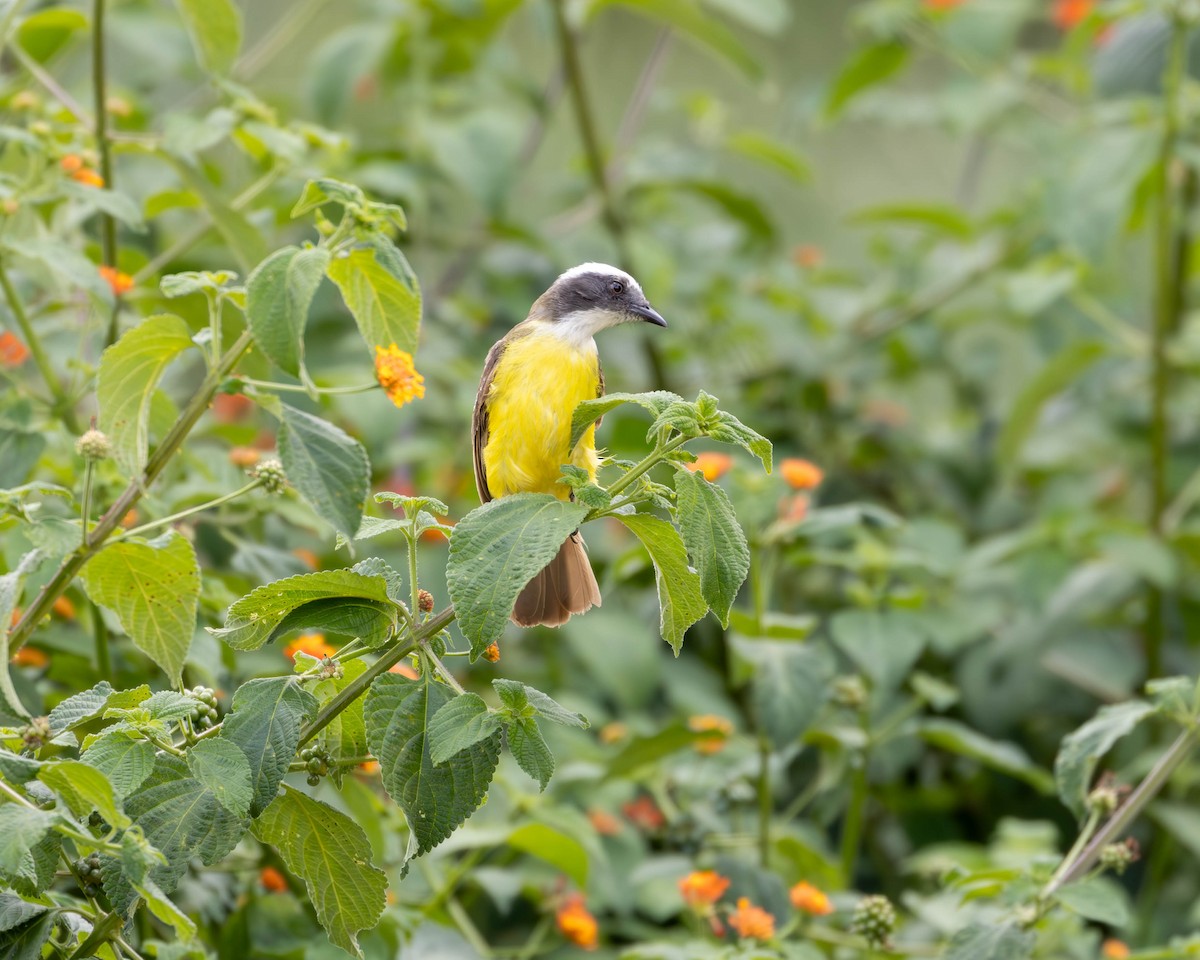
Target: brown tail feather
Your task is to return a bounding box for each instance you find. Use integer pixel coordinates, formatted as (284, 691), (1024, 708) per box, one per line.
(511, 531), (601, 627)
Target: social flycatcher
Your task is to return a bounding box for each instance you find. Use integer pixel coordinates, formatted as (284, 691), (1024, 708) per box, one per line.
(471, 263), (667, 627)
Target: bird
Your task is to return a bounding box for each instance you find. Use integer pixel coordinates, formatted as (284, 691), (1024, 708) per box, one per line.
(471, 262), (667, 627)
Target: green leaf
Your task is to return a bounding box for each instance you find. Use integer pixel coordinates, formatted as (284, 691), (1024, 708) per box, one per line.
(220, 677), (317, 817)
(211, 569), (392, 651)
(427, 693), (502, 765)
(497, 681), (588, 728)
(174, 0), (242, 73)
(604, 723), (727, 779)
(81, 734), (156, 799)
(4, 831), (59, 898)
(291, 178), (367, 217)
(943, 922), (1035, 960)
(0, 425), (44, 489)
(132, 875), (196, 940)
(97, 314), (196, 479)
(326, 239), (422, 357)
(269, 596), (397, 647)
(37, 760), (130, 829)
(674, 469), (749, 626)
(706, 410), (772, 472)
(830, 609), (926, 690)
(853, 202), (975, 238)
(508, 716), (554, 790)
(447, 494), (590, 657)
(508, 822), (588, 887)
(727, 131), (811, 183)
(569, 391), (684, 451)
(251, 787), (386, 958)
(48, 681), (151, 733)
(632, 179), (776, 249)
(187, 738), (254, 818)
(278, 405), (370, 539)
(0, 749), (42, 784)
(81, 533), (200, 686)
(1054, 876), (1130, 927)
(113, 754), (248, 905)
(0, 894), (47, 935)
(1054, 700), (1156, 819)
(0, 911), (51, 960)
(617, 513), (708, 655)
(0, 550), (44, 717)
(996, 342), (1107, 468)
(245, 246), (330, 378)
(16, 8), (88, 61)
(919, 719), (1055, 793)
(826, 40), (909, 118)
(364, 675), (501, 857)
(0, 806), (56, 878)
(732, 637), (832, 746)
(594, 0), (761, 80)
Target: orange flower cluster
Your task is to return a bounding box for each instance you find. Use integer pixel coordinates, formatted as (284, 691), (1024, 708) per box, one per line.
(587, 808), (622, 836)
(1052, 0), (1093, 29)
(922, 0), (965, 8)
(62, 155), (104, 187)
(229, 446), (262, 468)
(213, 391), (254, 423)
(483, 642), (501, 662)
(622, 794), (665, 832)
(374, 344), (425, 409)
(679, 870), (729, 910)
(259, 866), (288, 892)
(358, 759), (380, 775)
(728, 897), (775, 940)
(99, 266), (134, 296)
(790, 881), (834, 915)
(11, 646), (47, 669)
(687, 452), (733, 482)
(389, 661), (419, 679)
(292, 547), (320, 570)
(780, 458), (823, 491)
(53, 595), (76, 619)
(1101, 940), (1130, 960)
(0, 331), (29, 366)
(792, 244), (825, 269)
(556, 894), (598, 950)
(284, 632), (337, 662)
(688, 714), (733, 754)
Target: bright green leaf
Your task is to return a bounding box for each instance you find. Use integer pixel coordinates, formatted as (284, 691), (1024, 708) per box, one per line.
(427, 693), (502, 765)
(570, 391), (683, 451)
(187, 738), (254, 818)
(97, 314), (196, 479)
(826, 40), (909, 118)
(618, 513), (708, 655)
(81, 734), (156, 799)
(278, 405), (371, 539)
(174, 0), (242, 74)
(508, 716), (554, 790)
(38, 760), (130, 829)
(674, 469), (749, 626)
(81, 533), (200, 685)
(1055, 876), (1129, 927)
(508, 822), (588, 887)
(326, 239), (422, 357)
(0, 806), (56, 878)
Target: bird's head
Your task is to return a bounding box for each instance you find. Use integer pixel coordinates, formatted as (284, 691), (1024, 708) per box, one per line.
(532, 262), (666, 345)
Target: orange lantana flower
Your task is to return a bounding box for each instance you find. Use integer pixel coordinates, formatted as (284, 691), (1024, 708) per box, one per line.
(0, 331), (29, 366)
(556, 894), (598, 951)
(292, 547), (319, 570)
(623, 794), (666, 832)
(374, 344), (425, 409)
(789, 881), (834, 916)
(284, 632), (337, 662)
(1052, 0), (1093, 29)
(792, 244), (825, 269)
(679, 870), (730, 909)
(1101, 941), (1130, 960)
(71, 168), (105, 188)
(52, 595), (76, 619)
(728, 897), (775, 940)
(213, 391), (254, 422)
(389, 661), (418, 679)
(587, 808), (622, 836)
(780, 458), (824, 491)
(11, 646), (48, 669)
(688, 714), (733, 754)
(358, 759), (380, 775)
(98, 266), (134, 296)
(259, 866), (288, 892)
(229, 446), (262, 469)
(687, 451), (733, 482)
(922, 0), (965, 8)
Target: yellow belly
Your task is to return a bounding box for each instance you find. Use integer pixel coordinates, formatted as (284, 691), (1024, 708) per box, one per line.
(483, 332), (600, 499)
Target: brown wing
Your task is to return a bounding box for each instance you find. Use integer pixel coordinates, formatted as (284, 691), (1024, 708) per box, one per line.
(471, 338), (508, 503)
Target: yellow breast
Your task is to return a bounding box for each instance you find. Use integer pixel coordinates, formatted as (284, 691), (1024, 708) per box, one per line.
(483, 330), (601, 499)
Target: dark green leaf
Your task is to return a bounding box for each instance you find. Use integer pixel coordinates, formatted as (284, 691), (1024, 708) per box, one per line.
(0, 806), (56, 878)
(732, 637), (832, 746)
(269, 596), (397, 647)
(569, 390), (683, 450)
(507, 716), (554, 790)
(187, 738), (254, 817)
(943, 922), (1034, 960)
(446, 494), (590, 657)
(706, 410), (772, 472)
(220, 677), (317, 816)
(617, 513), (708, 654)
(1054, 700), (1156, 819)
(919, 719), (1055, 793)
(0, 550), (44, 717)
(674, 469), (749, 626)
(278, 405), (370, 539)
(427, 693), (502, 765)
(245, 246), (330, 377)
(364, 675), (500, 857)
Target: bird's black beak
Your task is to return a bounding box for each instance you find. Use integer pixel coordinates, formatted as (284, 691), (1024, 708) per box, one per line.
(630, 302), (667, 327)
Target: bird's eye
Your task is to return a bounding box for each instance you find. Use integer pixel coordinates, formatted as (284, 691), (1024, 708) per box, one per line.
(608, 279), (624, 295)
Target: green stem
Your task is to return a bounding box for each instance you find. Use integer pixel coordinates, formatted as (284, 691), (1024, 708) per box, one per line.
(1042, 808), (1101, 897)
(92, 0), (120, 347)
(297, 606), (455, 747)
(7, 331), (254, 665)
(67, 908), (124, 960)
(605, 435), (688, 499)
(239, 377), (379, 395)
(756, 736), (771, 867)
(1146, 12), (1190, 680)
(422, 643), (466, 695)
(0, 258), (79, 432)
(11, 45), (91, 125)
(90, 600), (110, 681)
(1045, 725), (1199, 895)
(407, 532), (420, 623)
(115, 479), (262, 541)
(206, 290), (222, 364)
(80, 460), (94, 548)
(839, 709), (871, 882)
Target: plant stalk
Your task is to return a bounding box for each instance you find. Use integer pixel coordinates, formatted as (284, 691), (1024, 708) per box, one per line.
(605, 434), (689, 499)
(92, 0), (120, 346)
(1146, 14), (1190, 680)
(115, 478), (263, 541)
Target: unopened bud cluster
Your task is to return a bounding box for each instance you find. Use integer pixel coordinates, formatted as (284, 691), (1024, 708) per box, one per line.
(75, 852), (104, 896)
(252, 458), (287, 494)
(852, 894), (896, 950)
(75, 428), (111, 461)
(300, 745), (333, 786)
(20, 716), (51, 752)
(418, 588), (434, 613)
(832, 674), (867, 709)
(187, 686), (220, 730)
(1099, 838), (1140, 875)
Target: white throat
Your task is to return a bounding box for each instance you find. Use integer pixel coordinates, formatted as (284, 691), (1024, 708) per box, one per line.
(538, 308), (630, 350)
